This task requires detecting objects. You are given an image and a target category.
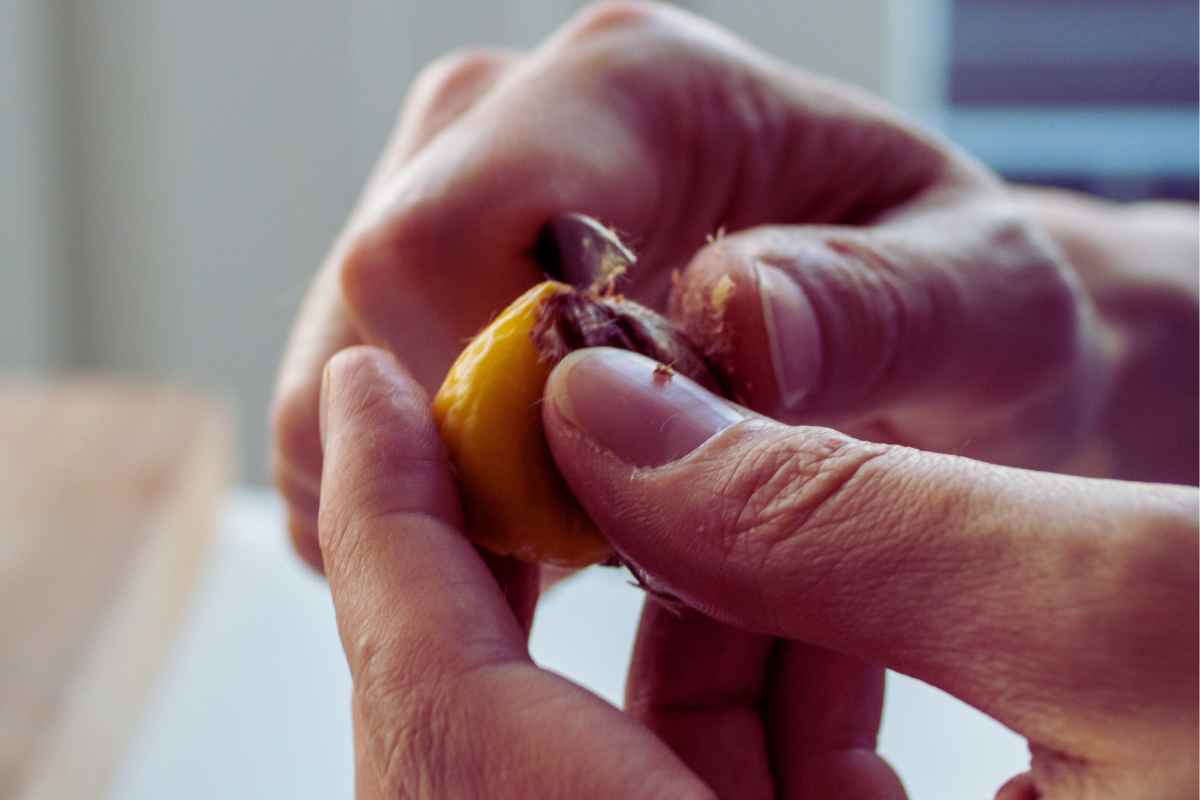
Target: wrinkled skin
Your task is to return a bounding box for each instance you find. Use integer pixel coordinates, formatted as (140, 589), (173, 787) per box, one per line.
(272, 3), (1199, 798)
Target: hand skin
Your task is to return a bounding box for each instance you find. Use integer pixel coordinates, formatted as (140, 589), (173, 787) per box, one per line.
(321, 349), (716, 800)
(272, 2), (1199, 572)
(1010, 187), (1198, 486)
(321, 346), (1198, 799)
(275, 2), (1200, 797)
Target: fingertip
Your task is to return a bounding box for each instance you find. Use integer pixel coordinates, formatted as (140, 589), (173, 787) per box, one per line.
(320, 345), (424, 447)
(318, 345), (463, 563)
(543, 347), (744, 471)
(323, 342), (411, 392)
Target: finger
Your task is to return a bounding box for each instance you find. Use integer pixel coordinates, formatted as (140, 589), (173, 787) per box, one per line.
(270, 49), (516, 571)
(372, 48), (520, 187)
(338, 1), (965, 390)
(542, 347), (1199, 759)
(625, 603), (775, 799)
(318, 347), (520, 652)
(319, 346), (711, 799)
(766, 643), (905, 799)
(625, 499), (902, 798)
(669, 200), (1105, 469)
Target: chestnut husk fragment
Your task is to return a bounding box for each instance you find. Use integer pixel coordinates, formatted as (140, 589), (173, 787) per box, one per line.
(532, 288), (725, 396)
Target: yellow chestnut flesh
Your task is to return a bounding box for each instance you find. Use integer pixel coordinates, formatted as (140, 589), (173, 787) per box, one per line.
(432, 280), (721, 566)
(432, 281), (608, 566)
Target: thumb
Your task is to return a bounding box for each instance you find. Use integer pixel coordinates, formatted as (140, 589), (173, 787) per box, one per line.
(542, 348), (1198, 754)
(670, 202), (1101, 466)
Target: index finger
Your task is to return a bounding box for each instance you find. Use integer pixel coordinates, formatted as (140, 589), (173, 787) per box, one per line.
(542, 349), (1199, 762)
(318, 346), (712, 798)
(318, 347), (529, 678)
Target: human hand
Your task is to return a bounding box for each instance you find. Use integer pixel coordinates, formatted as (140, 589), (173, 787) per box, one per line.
(317, 347), (720, 799)
(1011, 187), (1198, 485)
(540, 346), (1199, 799)
(273, 2), (1133, 573)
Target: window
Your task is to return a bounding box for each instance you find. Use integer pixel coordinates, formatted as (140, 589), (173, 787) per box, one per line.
(944, 0), (1198, 200)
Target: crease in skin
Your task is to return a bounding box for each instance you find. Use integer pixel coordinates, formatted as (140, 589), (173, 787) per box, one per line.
(754, 261), (817, 412)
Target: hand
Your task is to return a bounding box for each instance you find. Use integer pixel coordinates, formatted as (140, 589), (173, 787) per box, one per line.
(318, 347), (719, 799)
(273, 2), (1180, 573)
(539, 346), (1199, 799)
(1010, 188), (1198, 485)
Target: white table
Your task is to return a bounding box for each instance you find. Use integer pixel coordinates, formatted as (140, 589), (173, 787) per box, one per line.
(111, 489), (1027, 799)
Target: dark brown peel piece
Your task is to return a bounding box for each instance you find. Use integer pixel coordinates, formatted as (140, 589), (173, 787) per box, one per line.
(532, 289), (726, 395)
(535, 212), (638, 287)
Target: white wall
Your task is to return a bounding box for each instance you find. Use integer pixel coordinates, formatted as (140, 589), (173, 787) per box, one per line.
(4, 0), (941, 481)
(1, 1), (69, 370)
(689, 0), (947, 114)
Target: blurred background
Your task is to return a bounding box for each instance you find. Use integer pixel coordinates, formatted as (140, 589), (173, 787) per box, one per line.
(4, 0), (1198, 482)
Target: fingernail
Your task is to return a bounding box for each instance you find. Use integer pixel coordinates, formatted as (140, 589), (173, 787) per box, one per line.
(319, 360), (334, 449)
(755, 261), (823, 410)
(549, 348), (744, 467)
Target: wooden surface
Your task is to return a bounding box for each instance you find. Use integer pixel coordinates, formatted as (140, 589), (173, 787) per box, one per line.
(0, 381), (232, 800)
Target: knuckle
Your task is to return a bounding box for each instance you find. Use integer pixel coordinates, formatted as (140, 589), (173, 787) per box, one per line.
(564, 1), (663, 42)
(409, 47), (509, 115)
(987, 210), (1087, 374)
(338, 201), (402, 311)
(1024, 252), (1082, 358)
(715, 427), (890, 579)
(338, 204), (439, 320)
(338, 230), (384, 318)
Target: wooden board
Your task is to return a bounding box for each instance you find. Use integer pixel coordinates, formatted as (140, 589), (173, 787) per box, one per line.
(0, 380), (232, 800)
